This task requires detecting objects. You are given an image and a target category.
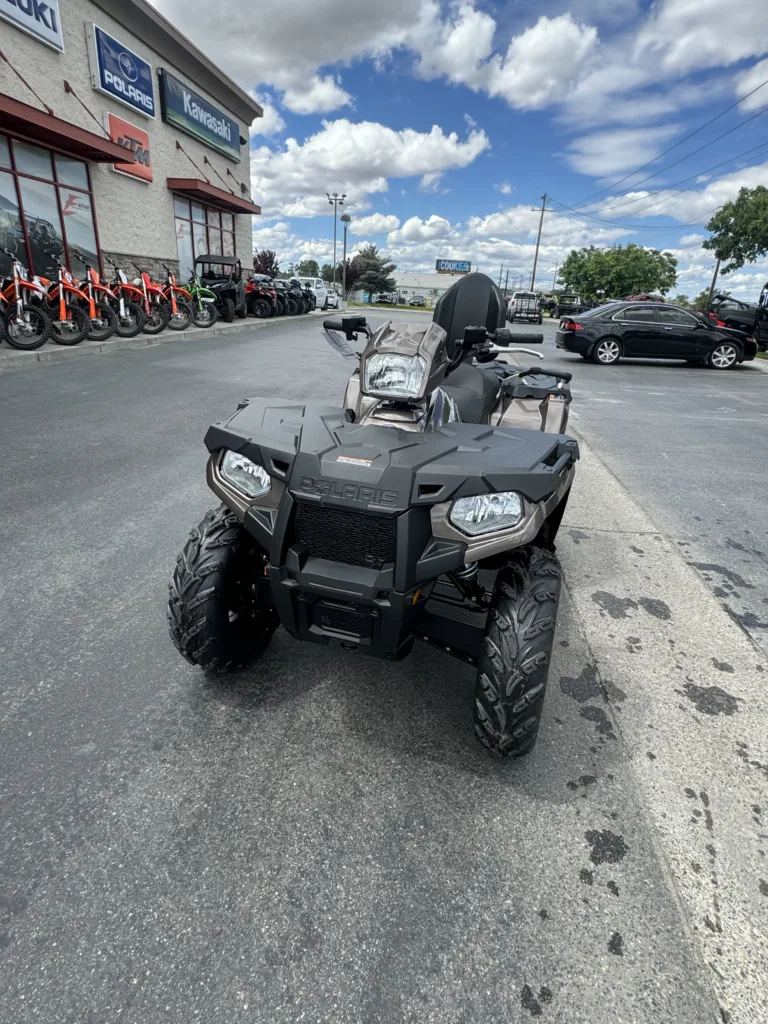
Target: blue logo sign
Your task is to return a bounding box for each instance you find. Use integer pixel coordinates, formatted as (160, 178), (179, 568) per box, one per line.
(93, 25), (154, 118)
(158, 69), (241, 163)
(436, 259), (471, 274)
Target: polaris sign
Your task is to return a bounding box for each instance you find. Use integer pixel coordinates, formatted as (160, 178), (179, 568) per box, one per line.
(158, 69), (241, 163)
(436, 259), (471, 274)
(91, 25), (154, 118)
(0, 0), (63, 52)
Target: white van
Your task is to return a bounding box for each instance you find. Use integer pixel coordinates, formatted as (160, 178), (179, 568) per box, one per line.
(298, 277), (333, 309)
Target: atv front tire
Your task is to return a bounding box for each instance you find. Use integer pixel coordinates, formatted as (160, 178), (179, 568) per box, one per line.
(474, 547), (561, 757)
(168, 505), (279, 671)
(221, 298), (236, 323)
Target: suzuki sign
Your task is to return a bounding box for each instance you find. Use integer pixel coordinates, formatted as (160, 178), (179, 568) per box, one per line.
(91, 24), (155, 118)
(0, 0), (63, 52)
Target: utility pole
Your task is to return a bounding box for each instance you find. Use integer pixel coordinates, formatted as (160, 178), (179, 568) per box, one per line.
(326, 191), (346, 289)
(504, 269), (509, 295)
(529, 193), (547, 291)
(552, 262), (558, 290)
(708, 256), (721, 304)
(498, 263), (504, 287)
(340, 213), (351, 299)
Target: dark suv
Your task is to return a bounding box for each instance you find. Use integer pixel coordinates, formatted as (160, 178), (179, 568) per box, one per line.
(556, 302), (757, 369)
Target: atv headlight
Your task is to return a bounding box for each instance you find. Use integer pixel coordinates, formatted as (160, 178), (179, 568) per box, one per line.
(364, 354), (427, 398)
(450, 492), (523, 536)
(220, 451), (271, 499)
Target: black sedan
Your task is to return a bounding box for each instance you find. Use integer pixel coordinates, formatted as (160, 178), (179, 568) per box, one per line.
(555, 302), (757, 369)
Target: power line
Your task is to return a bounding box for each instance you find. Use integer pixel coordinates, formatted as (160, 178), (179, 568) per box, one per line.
(547, 195), (722, 232)
(596, 139), (768, 214)
(568, 76), (768, 208)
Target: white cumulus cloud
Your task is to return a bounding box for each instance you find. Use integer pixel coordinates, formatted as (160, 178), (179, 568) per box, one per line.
(347, 213), (400, 236)
(388, 215), (453, 244)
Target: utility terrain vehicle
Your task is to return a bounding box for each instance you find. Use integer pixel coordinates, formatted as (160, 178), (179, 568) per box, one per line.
(195, 254), (247, 322)
(168, 274), (578, 756)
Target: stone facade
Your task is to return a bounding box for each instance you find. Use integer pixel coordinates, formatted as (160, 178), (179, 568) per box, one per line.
(0, 0), (258, 273)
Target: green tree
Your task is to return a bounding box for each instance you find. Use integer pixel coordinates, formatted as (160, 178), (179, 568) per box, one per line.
(253, 249), (279, 277)
(321, 263), (335, 283)
(337, 259), (361, 295)
(672, 294), (690, 308)
(703, 186), (768, 273)
(558, 244), (677, 301)
(298, 259), (319, 277)
(353, 244), (397, 302)
(691, 289), (712, 311)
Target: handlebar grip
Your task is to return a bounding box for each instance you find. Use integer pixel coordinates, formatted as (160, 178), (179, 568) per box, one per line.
(323, 318), (344, 331)
(512, 333), (544, 344)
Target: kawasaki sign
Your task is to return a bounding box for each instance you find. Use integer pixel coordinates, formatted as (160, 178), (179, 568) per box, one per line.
(158, 69), (240, 163)
(0, 0), (63, 52)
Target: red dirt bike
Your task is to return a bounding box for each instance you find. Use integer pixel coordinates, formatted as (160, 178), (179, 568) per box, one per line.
(132, 264), (170, 335)
(104, 257), (147, 339)
(35, 251), (89, 345)
(160, 264), (193, 331)
(0, 247), (52, 350)
(70, 251), (118, 342)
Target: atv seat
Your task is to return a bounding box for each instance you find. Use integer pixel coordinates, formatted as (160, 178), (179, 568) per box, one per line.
(441, 362), (502, 424)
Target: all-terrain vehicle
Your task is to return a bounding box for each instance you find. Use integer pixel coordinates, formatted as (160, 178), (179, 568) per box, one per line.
(195, 254), (247, 323)
(168, 274), (579, 757)
(709, 292), (768, 351)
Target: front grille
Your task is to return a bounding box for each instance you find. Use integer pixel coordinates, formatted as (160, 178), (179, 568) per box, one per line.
(316, 601), (371, 637)
(295, 503), (397, 569)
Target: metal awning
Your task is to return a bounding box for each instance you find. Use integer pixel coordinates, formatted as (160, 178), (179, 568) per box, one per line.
(167, 177), (261, 215)
(0, 94), (130, 163)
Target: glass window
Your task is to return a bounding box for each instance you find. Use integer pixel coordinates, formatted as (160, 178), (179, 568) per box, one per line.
(55, 155), (89, 190)
(206, 208), (221, 228)
(176, 218), (194, 281)
(614, 305), (657, 323)
(660, 307), (698, 327)
(191, 202), (205, 223)
(174, 196), (190, 219)
(0, 170), (23, 277)
(59, 188), (98, 277)
(18, 177), (64, 278)
(13, 141), (53, 179)
(192, 221), (207, 258)
(0, 136), (10, 170)
(208, 229), (222, 255)
(222, 231), (235, 256)
(222, 212), (234, 232)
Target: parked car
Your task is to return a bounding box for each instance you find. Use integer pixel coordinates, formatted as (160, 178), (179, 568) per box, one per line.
(409, 294), (426, 306)
(298, 277), (331, 310)
(708, 293), (768, 351)
(323, 289), (340, 310)
(554, 294), (583, 318)
(376, 292), (398, 305)
(556, 301), (757, 369)
(195, 255), (247, 322)
(507, 290), (542, 324)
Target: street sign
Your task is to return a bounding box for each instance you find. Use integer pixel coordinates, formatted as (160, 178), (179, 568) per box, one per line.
(158, 69), (240, 163)
(91, 25), (155, 118)
(435, 259), (471, 274)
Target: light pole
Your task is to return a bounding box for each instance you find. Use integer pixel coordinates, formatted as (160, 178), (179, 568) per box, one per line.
(340, 213), (351, 299)
(327, 192), (346, 289)
(529, 193), (547, 291)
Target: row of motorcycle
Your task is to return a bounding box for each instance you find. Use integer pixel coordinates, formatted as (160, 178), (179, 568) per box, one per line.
(246, 275), (317, 318)
(0, 248), (244, 351)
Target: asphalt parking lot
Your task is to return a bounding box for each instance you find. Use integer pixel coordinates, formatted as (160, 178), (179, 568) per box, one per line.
(0, 313), (765, 1023)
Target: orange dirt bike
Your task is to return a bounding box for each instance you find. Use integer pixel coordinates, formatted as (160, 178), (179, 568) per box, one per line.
(160, 264), (193, 331)
(36, 251), (89, 345)
(0, 247), (52, 350)
(103, 257), (147, 338)
(69, 251), (118, 342)
(132, 264), (170, 335)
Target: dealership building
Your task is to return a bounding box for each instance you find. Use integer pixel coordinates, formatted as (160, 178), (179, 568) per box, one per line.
(0, 0), (262, 287)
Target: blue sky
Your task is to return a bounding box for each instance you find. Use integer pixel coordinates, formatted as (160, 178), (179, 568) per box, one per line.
(153, 0), (768, 298)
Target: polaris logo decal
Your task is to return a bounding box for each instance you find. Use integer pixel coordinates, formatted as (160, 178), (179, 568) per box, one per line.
(93, 26), (154, 117)
(299, 477), (398, 507)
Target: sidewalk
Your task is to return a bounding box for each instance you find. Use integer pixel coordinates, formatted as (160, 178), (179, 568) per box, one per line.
(0, 311), (324, 372)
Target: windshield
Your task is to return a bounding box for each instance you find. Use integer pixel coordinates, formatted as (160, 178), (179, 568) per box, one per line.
(576, 303), (617, 317)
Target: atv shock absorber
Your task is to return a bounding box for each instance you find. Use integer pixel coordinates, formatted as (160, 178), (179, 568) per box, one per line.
(450, 563), (489, 606)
